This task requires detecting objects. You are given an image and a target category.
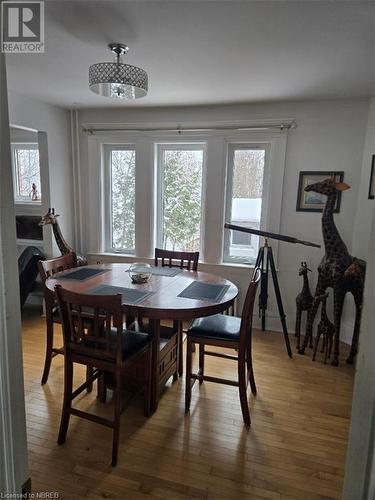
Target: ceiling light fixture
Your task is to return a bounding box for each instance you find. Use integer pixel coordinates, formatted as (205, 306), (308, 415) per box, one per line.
(89, 43), (148, 99)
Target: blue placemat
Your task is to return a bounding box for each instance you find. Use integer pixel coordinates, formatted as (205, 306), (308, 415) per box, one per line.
(178, 281), (230, 302)
(148, 266), (183, 277)
(88, 284), (154, 305)
(57, 267), (110, 281)
(129, 265), (182, 277)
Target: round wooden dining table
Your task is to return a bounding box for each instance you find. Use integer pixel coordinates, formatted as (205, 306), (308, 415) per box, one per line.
(46, 263), (238, 412)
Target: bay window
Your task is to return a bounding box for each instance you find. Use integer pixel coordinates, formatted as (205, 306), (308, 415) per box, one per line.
(97, 129), (285, 264)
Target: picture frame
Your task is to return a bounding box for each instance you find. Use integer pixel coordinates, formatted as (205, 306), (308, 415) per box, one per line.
(368, 155), (375, 200)
(296, 171), (344, 213)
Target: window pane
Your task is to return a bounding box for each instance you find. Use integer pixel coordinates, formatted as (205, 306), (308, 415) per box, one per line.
(161, 148), (203, 252)
(110, 149), (135, 251)
(227, 149), (265, 264)
(14, 148), (41, 200)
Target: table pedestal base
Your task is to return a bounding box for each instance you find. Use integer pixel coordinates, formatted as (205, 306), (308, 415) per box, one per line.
(149, 319), (179, 413)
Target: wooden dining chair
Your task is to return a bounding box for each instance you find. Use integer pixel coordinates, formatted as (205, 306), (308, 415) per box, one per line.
(38, 253), (76, 385)
(185, 268), (261, 426)
(154, 248), (199, 271)
(55, 286), (152, 466)
(154, 248), (199, 376)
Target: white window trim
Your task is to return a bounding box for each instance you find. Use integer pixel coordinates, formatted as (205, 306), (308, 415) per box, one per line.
(11, 142), (41, 204)
(103, 144), (136, 255)
(155, 142), (206, 256)
(222, 132), (288, 267)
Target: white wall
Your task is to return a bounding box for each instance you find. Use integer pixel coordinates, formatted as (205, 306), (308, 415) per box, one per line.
(352, 99), (375, 259)
(10, 127), (37, 143)
(8, 91), (74, 257)
(77, 98), (369, 343)
(343, 97), (375, 499)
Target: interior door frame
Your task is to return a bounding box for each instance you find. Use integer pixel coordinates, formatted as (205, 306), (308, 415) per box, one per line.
(0, 53), (29, 494)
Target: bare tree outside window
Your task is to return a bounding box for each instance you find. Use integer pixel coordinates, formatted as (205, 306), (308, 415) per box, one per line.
(226, 148), (265, 263)
(232, 150), (264, 199)
(161, 148), (203, 252)
(13, 146), (41, 201)
(111, 149), (136, 251)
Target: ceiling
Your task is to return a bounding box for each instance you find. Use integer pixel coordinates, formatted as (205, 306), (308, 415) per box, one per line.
(6, 0), (375, 109)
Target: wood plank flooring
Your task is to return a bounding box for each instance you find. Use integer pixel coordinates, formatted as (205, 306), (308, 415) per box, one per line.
(22, 305), (354, 499)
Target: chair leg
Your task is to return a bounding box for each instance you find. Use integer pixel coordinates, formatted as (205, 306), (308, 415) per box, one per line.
(247, 344), (257, 395)
(137, 312), (144, 331)
(86, 366), (93, 393)
(57, 357), (73, 445)
(178, 322), (184, 376)
(144, 348), (152, 417)
(112, 373), (122, 467)
(199, 343), (205, 384)
(97, 373), (106, 403)
(41, 316), (54, 385)
(238, 356), (251, 427)
(185, 338), (193, 413)
(125, 315), (136, 329)
(230, 302), (235, 316)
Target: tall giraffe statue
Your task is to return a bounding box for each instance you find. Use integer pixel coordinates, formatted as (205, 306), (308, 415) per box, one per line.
(39, 208), (88, 266)
(298, 178), (366, 366)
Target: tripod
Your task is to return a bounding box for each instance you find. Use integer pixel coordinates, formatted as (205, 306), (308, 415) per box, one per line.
(254, 239), (292, 358)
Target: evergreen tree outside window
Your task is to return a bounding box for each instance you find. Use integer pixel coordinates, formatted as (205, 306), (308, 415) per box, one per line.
(107, 147), (136, 252)
(157, 145), (204, 252)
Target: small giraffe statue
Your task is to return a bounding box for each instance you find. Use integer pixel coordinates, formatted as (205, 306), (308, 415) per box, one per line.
(312, 293), (335, 364)
(39, 208), (88, 266)
(295, 262), (313, 350)
(298, 177), (366, 366)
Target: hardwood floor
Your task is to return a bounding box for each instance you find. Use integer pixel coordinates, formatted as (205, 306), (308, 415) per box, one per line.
(22, 305), (354, 499)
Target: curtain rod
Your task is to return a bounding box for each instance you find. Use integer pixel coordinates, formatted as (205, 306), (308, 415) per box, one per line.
(83, 122), (296, 134)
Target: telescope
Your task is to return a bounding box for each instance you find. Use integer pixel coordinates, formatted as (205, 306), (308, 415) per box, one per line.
(224, 223), (321, 358)
(224, 223), (321, 248)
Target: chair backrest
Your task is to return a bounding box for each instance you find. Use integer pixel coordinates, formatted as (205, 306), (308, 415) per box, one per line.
(154, 248), (199, 271)
(38, 253), (76, 303)
(239, 268), (261, 350)
(38, 253), (76, 284)
(55, 285), (124, 363)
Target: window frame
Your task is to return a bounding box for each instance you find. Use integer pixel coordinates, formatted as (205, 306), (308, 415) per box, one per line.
(90, 127), (287, 263)
(11, 142), (41, 204)
(223, 142), (271, 265)
(156, 142), (206, 254)
(103, 144), (137, 254)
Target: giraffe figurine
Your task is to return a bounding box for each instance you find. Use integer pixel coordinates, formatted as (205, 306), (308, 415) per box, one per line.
(39, 208), (88, 266)
(295, 261), (313, 350)
(312, 293), (335, 364)
(298, 177), (366, 366)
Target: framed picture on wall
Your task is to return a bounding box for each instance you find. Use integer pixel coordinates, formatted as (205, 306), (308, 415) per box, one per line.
(296, 171), (344, 212)
(368, 155), (375, 200)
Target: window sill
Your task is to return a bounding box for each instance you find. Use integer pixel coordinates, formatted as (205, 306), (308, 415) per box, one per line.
(15, 201), (42, 206)
(87, 252), (255, 272)
(92, 252), (135, 259)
